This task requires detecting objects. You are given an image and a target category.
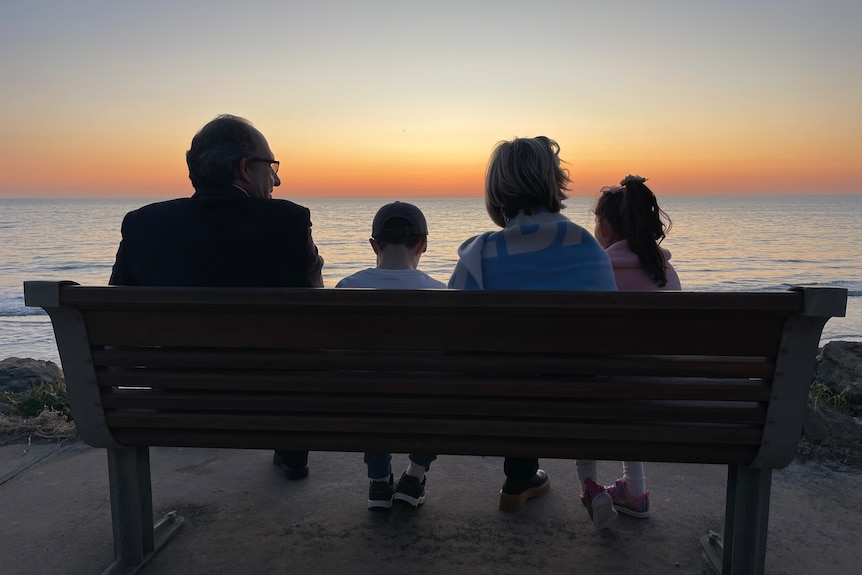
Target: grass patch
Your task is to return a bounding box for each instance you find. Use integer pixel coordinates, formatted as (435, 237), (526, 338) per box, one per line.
(1, 380), (72, 419)
(810, 380), (850, 414)
(0, 378), (77, 441)
(0, 409), (76, 440)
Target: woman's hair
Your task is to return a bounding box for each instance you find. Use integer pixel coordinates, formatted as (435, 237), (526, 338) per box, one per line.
(594, 175), (673, 286)
(485, 136), (570, 227)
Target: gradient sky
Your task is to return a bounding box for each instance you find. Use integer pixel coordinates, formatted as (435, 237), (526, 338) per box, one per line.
(1, 1), (860, 198)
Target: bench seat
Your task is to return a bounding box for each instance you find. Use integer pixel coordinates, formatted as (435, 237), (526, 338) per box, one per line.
(24, 282), (847, 575)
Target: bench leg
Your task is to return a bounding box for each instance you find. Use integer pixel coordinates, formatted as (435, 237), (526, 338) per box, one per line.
(101, 446), (184, 575)
(701, 465), (771, 575)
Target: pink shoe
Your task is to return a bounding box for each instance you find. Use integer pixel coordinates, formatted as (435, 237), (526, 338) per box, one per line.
(579, 478), (617, 530)
(606, 479), (650, 518)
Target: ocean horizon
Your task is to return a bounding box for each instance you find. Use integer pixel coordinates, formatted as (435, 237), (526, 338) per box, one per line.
(2, 194), (860, 365)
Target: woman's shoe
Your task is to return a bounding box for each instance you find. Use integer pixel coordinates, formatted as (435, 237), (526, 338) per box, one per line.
(272, 452), (309, 480)
(499, 469), (551, 512)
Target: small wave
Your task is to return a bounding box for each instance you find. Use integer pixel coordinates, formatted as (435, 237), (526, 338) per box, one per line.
(0, 305), (46, 317)
(0, 292), (45, 317)
(49, 262), (112, 272)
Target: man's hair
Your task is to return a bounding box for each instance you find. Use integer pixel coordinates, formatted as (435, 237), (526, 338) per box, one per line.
(375, 217), (425, 249)
(484, 136), (570, 227)
(186, 114), (259, 189)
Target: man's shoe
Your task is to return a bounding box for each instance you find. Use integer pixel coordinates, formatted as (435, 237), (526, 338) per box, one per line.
(368, 475), (396, 511)
(499, 469), (550, 512)
(393, 472), (426, 509)
(272, 452), (309, 480)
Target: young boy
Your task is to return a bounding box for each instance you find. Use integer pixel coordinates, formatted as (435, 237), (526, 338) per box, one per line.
(336, 201), (445, 510)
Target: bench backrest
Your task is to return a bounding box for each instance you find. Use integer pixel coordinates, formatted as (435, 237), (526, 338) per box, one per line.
(24, 282), (846, 470)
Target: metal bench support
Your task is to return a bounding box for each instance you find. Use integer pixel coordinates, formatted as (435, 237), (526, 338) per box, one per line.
(102, 447), (184, 575)
(701, 465), (772, 575)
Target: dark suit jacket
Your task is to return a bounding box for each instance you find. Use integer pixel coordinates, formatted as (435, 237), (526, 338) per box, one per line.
(109, 185), (323, 288)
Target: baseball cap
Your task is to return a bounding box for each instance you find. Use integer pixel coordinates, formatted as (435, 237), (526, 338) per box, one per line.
(371, 201), (429, 238)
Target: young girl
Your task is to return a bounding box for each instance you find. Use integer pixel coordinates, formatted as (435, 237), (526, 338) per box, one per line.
(593, 174), (681, 290)
(576, 175), (682, 522)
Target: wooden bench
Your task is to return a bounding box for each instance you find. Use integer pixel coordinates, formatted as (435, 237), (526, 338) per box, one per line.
(24, 281), (846, 575)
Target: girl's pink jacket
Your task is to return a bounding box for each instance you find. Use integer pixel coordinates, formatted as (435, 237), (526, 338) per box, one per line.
(606, 240), (682, 291)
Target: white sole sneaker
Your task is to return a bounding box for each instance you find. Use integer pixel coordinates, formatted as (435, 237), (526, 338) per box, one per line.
(393, 491), (425, 508)
(590, 491), (618, 530)
(392, 473), (426, 508)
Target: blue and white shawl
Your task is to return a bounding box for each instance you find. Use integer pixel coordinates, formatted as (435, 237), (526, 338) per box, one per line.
(448, 210), (617, 291)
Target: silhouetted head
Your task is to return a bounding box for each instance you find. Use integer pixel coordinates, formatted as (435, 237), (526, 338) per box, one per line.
(371, 201), (429, 249)
(186, 114), (280, 198)
(484, 136), (570, 228)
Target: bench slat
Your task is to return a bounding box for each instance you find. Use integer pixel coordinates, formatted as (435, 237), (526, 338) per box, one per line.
(82, 309), (787, 356)
(109, 428), (759, 463)
(96, 372), (772, 400)
(100, 392), (767, 424)
(91, 350), (777, 379)
(51, 285), (807, 310)
(103, 412), (763, 443)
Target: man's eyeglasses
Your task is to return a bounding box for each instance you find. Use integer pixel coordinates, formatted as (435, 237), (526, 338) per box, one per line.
(248, 157), (280, 174)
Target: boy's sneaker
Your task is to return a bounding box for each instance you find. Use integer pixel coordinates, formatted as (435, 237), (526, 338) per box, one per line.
(580, 478), (617, 530)
(393, 472), (426, 509)
(367, 475), (395, 511)
(606, 479), (650, 518)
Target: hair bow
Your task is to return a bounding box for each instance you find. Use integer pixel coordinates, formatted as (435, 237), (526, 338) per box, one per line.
(620, 174), (648, 187)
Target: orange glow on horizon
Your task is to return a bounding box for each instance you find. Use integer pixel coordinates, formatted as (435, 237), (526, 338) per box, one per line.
(280, 155), (486, 198)
(2, 143), (860, 199)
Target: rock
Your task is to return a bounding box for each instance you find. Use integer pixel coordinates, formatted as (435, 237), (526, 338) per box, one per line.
(799, 394), (862, 468)
(0, 357), (64, 395)
(815, 341), (862, 415)
(803, 396), (860, 444)
(799, 341), (862, 468)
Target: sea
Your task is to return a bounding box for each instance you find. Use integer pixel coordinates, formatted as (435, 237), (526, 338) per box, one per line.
(1, 195), (860, 366)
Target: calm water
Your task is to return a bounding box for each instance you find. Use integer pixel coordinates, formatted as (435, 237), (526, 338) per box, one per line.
(2, 195), (860, 365)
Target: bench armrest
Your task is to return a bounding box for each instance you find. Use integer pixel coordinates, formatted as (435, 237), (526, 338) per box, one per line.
(24, 281), (119, 448)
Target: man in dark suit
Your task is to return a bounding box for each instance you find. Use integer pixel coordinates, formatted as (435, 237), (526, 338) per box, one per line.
(109, 114), (323, 480)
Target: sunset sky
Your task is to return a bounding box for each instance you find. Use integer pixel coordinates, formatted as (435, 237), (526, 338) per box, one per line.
(1, 1), (860, 198)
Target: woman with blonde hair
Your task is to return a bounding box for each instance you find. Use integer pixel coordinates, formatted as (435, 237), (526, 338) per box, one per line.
(449, 136), (617, 527)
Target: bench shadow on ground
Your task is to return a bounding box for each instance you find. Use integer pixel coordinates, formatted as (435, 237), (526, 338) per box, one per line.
(138, 452), (723, 575)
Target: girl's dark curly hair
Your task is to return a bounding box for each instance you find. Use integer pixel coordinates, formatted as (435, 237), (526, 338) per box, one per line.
(594, 176), (673, 287)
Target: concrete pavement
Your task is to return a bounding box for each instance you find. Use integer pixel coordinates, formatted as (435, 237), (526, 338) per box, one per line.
(2, 440), (861, 574)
